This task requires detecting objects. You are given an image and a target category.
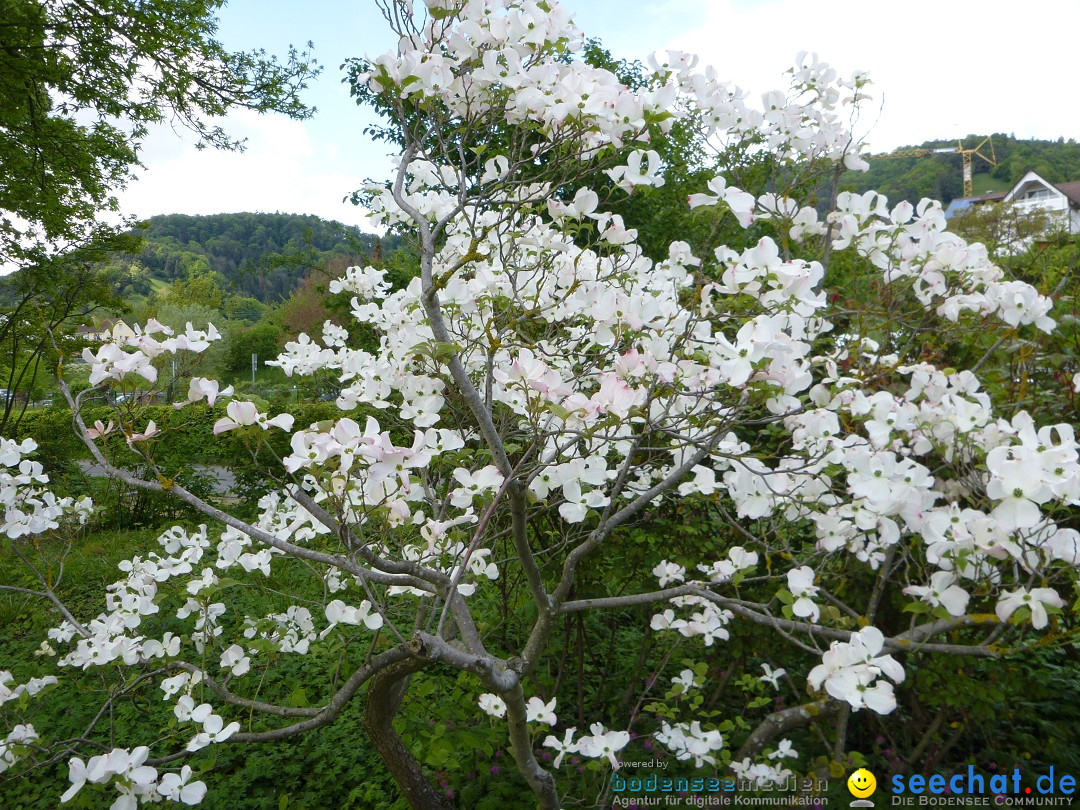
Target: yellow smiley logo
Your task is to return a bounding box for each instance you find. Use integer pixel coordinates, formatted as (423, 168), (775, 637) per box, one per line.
(847, 768), (877, 799)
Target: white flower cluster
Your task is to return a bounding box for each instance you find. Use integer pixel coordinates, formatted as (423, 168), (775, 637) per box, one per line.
(0, 671), (56, 708)
(1, 438), (92, 539)
(657, 48), (870, 167)
(807, 627), (905, 714)
(730, 755), (794, 789)
(61, 745), (207, 807)
(81, 318), (222, 388)
(174, 695), (240, 752)
(0, 724), (38, 774)
(654, 721), (724, 767)
(361, 0), (671, 155)
(542, 722), (631, 770)
(829, 192), (1055, 332)
(49, 527), (211, 669)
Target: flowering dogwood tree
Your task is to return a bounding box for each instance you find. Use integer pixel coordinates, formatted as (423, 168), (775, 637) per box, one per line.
(3, 0), (1079, 807)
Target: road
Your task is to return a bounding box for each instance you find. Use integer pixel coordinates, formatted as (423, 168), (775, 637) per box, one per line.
(76, 460), (237, 495)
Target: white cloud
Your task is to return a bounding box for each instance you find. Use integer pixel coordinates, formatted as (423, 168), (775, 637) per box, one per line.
(668, 0), (1080, 152)
(114, 1), (1080, 227)
(118, 108), (378, 229)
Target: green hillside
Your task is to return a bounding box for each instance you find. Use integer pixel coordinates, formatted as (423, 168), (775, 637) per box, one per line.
(842, 134), (1080, 206)
(117, 212), (394, 304)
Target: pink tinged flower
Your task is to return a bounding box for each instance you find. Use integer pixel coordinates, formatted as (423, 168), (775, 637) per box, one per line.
(591, 373), (640, 418)
(85, 420), (116, 439)
(126, 420), (159, 446)
(995, 587), (1064, 629)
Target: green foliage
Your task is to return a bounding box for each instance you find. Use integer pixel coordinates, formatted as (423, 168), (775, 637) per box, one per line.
(0, 0), (316, 269)
(843, 134), (1080, 206)
(226, 323), (284, 372)
(0, 524), (402, 810)
(133, 213), (395, 304)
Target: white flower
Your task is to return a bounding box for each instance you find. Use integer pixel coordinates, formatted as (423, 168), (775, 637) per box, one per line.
(321, 599), (384, 637)
(985, 447), (1051, 532)
(478, 693), (507, 718)
(672, 668), (699, 694)
(995, 587), (1064, 630)
(787, 566), (820, 623)
(768, 739), (798, 760)
(903, 572), (969, 617)
(186, 714), (240, 751)
(576, 722), (630, 769)
(219, 644), (251, 677)
(174, 695), (212, 724)
(158, 765), (207, 804)
(807, 627), (905, 714)
(542, 727), (578, 769)
(213, 401), (294, 435)
(759, 663), (786, 690)
(449, 465), (504, 507)
(653, 560), (686, 587)
(178, 377), (234, 408)
(525, 696), (557, 726)
(655, 721), (724, 767)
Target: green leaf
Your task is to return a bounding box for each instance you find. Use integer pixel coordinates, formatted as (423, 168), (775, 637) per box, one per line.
(286, 687), (309, 708)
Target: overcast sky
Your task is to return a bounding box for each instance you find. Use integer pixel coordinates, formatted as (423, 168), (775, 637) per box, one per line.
(117, 0), (1080, 232)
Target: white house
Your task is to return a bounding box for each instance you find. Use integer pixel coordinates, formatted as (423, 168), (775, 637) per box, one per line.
(1001, 170), (1080, 235)
(75, 318), (137, 342)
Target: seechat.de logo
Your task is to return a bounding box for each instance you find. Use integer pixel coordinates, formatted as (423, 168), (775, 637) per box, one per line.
(848, 768), (878, 807)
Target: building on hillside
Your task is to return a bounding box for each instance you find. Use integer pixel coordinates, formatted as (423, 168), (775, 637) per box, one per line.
(944, 170), (1080, 254)
(1000, 170), (1080, 235)
(75, 318), (137, 342)
(944, 191), (1006, 219)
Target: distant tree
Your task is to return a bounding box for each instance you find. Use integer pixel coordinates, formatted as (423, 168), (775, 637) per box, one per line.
(223, 295), (267, 324)
(152, 303), (228, 396)
(0, 236), (130, 433)
(277, 272), (336, 337)
(161, 272), (227, 312)
(0, 0), (317, 272)
(225, 322), (282, 372)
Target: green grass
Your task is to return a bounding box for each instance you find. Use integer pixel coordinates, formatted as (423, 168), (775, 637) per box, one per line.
(0, 524), (404, 810)
(971, 172), (1007, 196)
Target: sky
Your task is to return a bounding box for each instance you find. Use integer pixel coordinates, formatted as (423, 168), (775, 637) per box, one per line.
(117, 0), (1080, 232)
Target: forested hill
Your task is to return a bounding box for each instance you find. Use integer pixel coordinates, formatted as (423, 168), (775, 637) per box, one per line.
(840, 134), (1080, 206)
(129, 212), (389, 303)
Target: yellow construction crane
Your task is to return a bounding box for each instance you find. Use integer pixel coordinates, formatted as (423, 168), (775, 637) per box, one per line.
(873, 136), (997, 198)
